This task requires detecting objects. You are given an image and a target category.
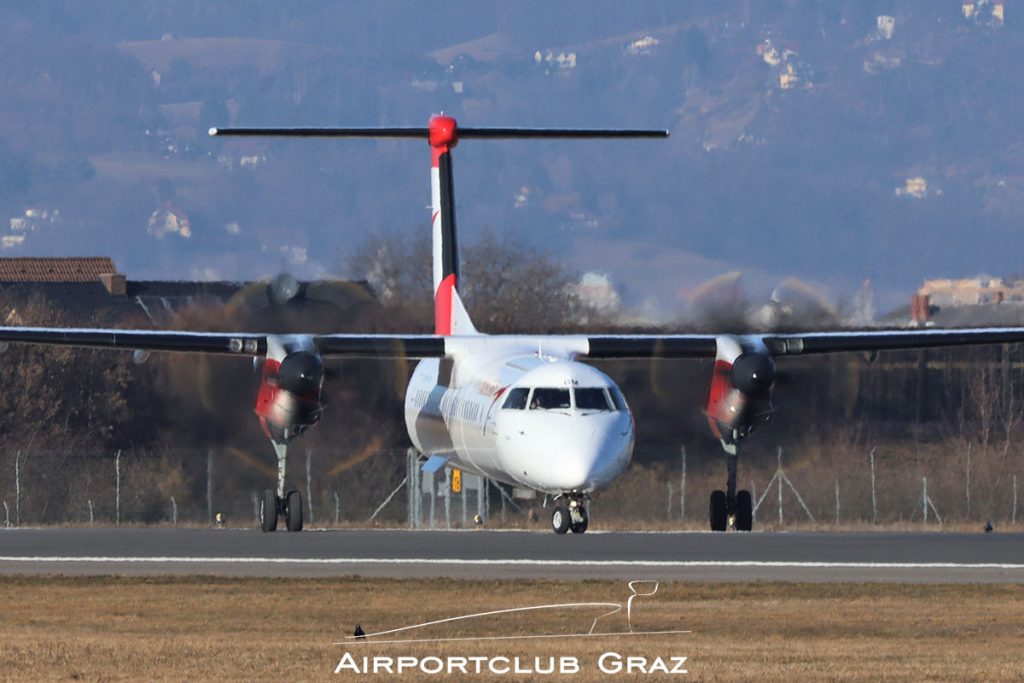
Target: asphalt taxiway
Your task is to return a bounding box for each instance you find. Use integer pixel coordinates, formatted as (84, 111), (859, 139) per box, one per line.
(1, 528), (1021, 582)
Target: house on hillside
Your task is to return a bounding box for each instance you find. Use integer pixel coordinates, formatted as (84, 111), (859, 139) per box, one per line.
(534, 50), (576, 75)
(624, 36), (660, 56)
(892, 276), (1024, 326)
(895, 177), (934, 198)
(963, 0), (1005, 26)
(876, 16), (895, 40)
(5, 207), (62, 250)
(147, 202), (192, 239)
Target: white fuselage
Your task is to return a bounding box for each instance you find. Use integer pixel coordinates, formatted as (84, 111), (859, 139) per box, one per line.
(403, 337), (634, 495)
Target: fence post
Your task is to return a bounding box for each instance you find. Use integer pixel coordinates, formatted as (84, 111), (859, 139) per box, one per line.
(834, 476), (840, 525)
(429, 471), (436, 529)
(88, 499), (94, 526)
(499, 481), (506, 525)
(667, 482), (673, 520)
(412, 449), (422, 529)
(333, 490), (341, 525)
(305, 448), (313, 526)
(406, 450), (414, 529)
(679, 446), (686, 522)
(444, 469), (452, 529)
(476, 476), (484, 522)
(923, 476), (929, 524)
(870, 447), (878, 524)
(461, 475), (467, 527)
(15, 450), (21, 527)
(171, 496), (178, 526)
(1013, 474), (1018, 525)
(115, 449), (122, 527)
(965, 443), (972, 520)
(206, 449), (213, 526)
(751, 481), (757, 525)
(2, 499), (8, 527)
(777, 447), (784, 527)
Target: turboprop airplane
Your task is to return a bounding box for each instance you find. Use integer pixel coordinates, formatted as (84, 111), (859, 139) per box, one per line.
(4, 115), (1024, 535)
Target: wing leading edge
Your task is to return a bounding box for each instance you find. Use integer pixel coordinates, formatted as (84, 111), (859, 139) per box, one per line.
(581, 327), (1024, 359)
(762, 327), (1024, 356)
(0, 327), (447, 359)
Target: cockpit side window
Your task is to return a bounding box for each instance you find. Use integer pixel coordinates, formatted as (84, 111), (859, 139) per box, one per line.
(502, 387), (530, 410)
(575, 387), (612, 411)
(609, 387), (628, 411)
(530, 388), (571, 410)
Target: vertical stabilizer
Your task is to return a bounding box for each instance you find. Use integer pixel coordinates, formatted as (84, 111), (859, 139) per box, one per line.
(429, 115), (478, 336)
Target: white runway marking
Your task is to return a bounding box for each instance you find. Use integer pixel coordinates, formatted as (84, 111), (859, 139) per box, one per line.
(1, 557), (1023, 570)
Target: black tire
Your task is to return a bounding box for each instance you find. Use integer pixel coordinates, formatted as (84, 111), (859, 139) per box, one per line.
(569, 507), (589, 534)
(551, 506), (571, 534)
(735, 490), (753, 531)
(709, 490), (727, 532)
(285, 490), (304, 532)
(260, 489), (278, 533)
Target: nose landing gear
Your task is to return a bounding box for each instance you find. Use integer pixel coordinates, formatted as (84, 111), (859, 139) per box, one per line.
(551, 494), (589, 534)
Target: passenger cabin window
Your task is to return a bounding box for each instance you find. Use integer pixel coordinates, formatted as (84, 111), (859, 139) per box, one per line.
(575, 388), (612, 411)
(502, 387), (530, 410)
(530, 388), (571, 410)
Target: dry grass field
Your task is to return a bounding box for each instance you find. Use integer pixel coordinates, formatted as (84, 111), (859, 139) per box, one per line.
(0, 576), (1021, 681)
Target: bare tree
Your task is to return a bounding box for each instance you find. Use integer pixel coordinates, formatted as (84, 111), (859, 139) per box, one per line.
(347, 229), (592, 334)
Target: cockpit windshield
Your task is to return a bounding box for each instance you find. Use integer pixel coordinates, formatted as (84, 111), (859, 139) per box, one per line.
(502, 386), (627, 412)
(575, 388), (612, 411)
(502, 387), (529, 410)
(530, 388), (571, 410)
(608, 387), (628, 411)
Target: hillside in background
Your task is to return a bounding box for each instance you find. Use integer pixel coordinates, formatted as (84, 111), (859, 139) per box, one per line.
(0, 1), (1021, 319)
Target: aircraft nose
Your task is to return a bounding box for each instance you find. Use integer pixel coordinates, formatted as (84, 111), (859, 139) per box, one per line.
(540, 414), (633, 491)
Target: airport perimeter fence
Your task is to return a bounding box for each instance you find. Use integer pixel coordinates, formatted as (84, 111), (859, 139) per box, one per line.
(0, 443), (1021, 529)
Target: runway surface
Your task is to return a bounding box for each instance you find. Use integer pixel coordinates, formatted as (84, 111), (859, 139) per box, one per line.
(0, 528), (1021, 582)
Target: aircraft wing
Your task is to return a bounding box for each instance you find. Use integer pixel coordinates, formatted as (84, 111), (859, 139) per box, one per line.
(0, 327), (446, 359)
(313, 334), (445, 358)
(0, 326), (268, 355)
(760, 327), (1024, 356)
(584, 335), (718, 358)
(582, 327), (1024, 359)
(1, 326), (1021, 360)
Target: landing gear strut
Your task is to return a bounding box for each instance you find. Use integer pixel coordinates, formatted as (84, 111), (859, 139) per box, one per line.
(259, 441), (304, 533)
(551, 494), (589, 535)
(709, 450), (752, 532)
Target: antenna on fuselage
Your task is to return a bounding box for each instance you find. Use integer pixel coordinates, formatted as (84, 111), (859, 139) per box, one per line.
(210, 119), (668, 336)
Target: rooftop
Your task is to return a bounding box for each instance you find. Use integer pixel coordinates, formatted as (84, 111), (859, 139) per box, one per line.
(0, 257), (118, 282)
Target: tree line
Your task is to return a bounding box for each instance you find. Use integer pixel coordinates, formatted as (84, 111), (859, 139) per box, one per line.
(0, 232), (1021, 525)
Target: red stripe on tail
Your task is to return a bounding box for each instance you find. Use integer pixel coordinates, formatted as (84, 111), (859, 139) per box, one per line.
(434, 273), (457, 335)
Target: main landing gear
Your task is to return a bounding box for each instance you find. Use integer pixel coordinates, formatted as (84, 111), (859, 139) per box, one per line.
(709, 450), (753, 532)
(551, 494), (589, 535)
(260, 441), (304, 533)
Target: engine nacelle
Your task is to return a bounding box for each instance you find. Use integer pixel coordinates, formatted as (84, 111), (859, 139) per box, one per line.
(706, 336), (776, 446)
(255, 350), (325, 444)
